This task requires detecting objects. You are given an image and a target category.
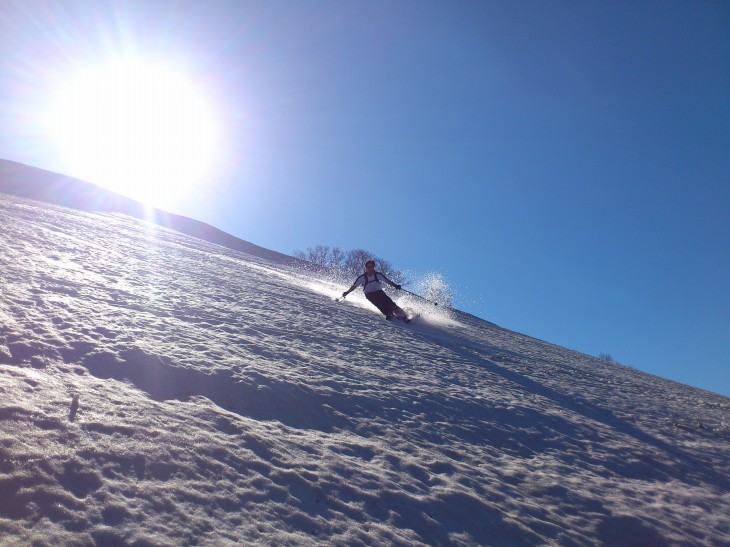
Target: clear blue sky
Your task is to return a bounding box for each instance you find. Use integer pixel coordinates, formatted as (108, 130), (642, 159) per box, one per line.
(1, 1), (728, 396)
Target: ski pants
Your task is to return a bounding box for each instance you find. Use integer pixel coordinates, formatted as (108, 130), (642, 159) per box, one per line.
(365, 290), (400, 318)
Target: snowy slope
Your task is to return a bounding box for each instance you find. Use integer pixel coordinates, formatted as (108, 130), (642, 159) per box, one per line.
(0, 159), (299, 265)
(0, 193), (728, 546)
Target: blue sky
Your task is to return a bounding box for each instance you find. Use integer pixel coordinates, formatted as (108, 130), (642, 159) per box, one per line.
(1, 1), (728, 396)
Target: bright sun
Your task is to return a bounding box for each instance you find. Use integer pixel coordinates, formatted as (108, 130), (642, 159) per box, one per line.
(48, 57), (219, 208)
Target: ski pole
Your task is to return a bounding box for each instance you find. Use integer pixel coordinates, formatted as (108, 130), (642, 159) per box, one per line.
(400, 288), (438, 306)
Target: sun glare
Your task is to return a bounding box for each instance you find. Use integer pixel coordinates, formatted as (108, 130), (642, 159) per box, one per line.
(47, 57), (218, 208)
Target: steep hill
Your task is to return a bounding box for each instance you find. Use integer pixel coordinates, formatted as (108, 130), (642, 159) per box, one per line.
(0, 159), (298, 265)
(0, 192), (728, 545)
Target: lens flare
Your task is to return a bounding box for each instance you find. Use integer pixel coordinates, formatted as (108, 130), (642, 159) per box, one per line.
(46, 57), (219, 209)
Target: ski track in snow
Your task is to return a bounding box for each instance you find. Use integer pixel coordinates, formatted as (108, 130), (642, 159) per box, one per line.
(0, 194), (728, 546)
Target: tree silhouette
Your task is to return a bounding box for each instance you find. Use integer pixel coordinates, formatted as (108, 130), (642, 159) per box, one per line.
(294, 245), (408, 284)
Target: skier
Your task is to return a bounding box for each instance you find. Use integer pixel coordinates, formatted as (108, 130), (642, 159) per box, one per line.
(342, 260), (408, 321)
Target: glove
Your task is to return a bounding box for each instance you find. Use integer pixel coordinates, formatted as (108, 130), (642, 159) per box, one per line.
(395, 284), (402, 290)
(342, 292), (348, 298)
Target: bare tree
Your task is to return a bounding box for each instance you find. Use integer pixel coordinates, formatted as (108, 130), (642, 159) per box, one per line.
(294, 245), (347, 271)
(312, 245), (330, 268)
(343, 248), (372, 276)
(377, 257), (394, 277)
(329, 247), (346, 271)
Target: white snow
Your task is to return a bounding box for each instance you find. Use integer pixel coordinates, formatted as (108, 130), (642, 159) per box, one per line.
(1, 193), (728, 546)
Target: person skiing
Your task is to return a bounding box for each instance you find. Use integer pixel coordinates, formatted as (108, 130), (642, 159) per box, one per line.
(342, 260), (408, 321)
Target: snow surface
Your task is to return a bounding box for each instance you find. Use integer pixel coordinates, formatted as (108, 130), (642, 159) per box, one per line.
(0, 193), (728, 546)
